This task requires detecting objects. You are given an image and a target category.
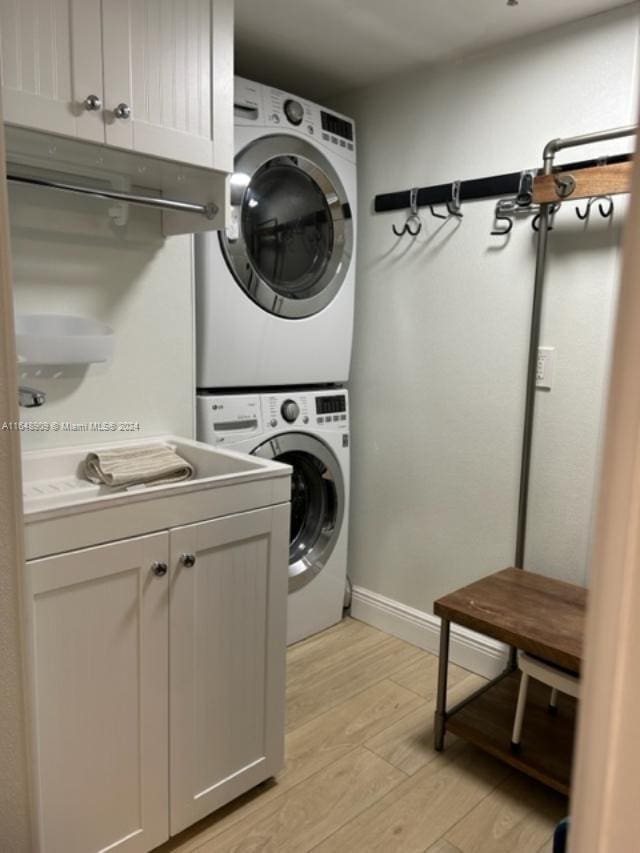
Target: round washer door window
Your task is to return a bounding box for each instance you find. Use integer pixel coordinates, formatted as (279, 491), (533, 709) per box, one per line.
(221, 135), (353, 319)
(252, 433), (345, 592)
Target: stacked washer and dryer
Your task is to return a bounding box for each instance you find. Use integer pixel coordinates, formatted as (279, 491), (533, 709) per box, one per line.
(195, 77), (357, 645)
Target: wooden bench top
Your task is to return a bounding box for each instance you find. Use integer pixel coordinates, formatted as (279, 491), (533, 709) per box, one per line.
(434, 568), (587, 673)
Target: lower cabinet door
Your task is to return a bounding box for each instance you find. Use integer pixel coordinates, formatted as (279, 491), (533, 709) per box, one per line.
(25, 533), (170, 853)
(169, 505), (289, 834)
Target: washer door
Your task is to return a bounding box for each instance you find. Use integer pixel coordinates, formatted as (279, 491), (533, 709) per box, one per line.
(253, 433), (344, 592)
(221, 134), (353, 319)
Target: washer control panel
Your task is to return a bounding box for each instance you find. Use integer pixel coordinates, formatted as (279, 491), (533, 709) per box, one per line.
(196, 394), (262, 445)
(197, 390), (349, 445)
(263, 390), (349, 431)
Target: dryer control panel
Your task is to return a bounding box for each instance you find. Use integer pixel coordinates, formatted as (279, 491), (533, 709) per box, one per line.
(233, 76), (356, 164)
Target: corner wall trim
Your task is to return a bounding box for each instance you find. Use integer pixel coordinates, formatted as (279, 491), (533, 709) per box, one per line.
(350, 585), (508, 679)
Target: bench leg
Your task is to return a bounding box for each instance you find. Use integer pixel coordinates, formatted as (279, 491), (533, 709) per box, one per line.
(511, 671), (529, 751)
(434, 618), (450, 751)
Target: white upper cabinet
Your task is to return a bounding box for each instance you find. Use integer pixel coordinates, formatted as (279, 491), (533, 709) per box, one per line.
(0, 0), (104, 142)
(0, 0), (233, 171)
(103, 0), (216, 167)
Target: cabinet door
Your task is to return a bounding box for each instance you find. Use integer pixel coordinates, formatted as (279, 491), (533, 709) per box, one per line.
(169, 505), (288, 834)
(102, 0), (232, 168)
(0, 0), (104, 141)
(25, 533), (170, 853)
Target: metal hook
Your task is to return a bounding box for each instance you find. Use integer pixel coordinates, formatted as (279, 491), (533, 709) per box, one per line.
(515, 171), (535, 207)
(429, 205), (448, 220)
(392, 187), (422, 236)
(446, 180), (463, 218)
(598, 196), (614, 218)
(491, 213), (514, 236)
(532, 203), (560, 232)
(407, 187), (422, 235)
(575, 198), (594, 220)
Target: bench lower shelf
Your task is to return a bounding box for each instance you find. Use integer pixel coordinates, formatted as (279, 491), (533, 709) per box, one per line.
(446, 670), (575, 796)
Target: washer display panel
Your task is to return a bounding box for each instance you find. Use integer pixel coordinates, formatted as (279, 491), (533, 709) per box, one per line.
(221, 135), (353, 319)
(253, 433), (344, 591)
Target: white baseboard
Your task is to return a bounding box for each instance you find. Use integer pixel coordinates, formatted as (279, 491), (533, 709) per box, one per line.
(350, 585), (508, 679)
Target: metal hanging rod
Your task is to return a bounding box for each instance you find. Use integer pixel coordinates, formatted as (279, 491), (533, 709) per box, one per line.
(374, 151), (633, 214)
(6, 171), (219, 220)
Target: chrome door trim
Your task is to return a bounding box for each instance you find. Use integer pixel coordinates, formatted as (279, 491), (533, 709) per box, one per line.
(252, 432), (345, 592)
(221, 134), (353, 319)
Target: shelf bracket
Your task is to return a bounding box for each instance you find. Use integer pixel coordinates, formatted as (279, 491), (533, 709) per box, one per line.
(108, 176), (130, 226)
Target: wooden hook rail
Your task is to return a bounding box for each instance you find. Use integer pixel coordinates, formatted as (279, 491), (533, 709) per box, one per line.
(532, 161), (633, 204)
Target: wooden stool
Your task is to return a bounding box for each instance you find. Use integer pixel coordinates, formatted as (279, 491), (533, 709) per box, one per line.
(511, 652), (580, 751)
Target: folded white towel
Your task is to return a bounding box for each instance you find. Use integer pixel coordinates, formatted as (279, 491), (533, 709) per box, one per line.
(84, 443), (194, 488)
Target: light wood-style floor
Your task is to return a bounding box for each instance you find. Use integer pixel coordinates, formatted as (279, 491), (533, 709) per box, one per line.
(156, 617), (567, 853)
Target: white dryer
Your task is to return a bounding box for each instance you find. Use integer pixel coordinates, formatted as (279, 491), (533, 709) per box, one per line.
(197, 388), (350, 645)
(195, 77), (357, 388)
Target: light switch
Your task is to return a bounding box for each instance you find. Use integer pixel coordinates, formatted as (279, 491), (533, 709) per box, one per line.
(536, 346), (556, 390)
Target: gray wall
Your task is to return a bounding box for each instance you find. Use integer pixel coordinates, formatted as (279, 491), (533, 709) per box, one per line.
(334, 6), (640, 614)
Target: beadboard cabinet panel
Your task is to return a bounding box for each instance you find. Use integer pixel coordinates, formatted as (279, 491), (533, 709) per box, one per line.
(0, 0), (104, 141)
(102, 0), (218, 166)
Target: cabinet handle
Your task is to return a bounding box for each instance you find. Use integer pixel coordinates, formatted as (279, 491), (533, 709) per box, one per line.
(84, 94), (102, 111)
(180, 553), (196, 568)
(151, 561), (168, 577)
(114, 102), (131, 120)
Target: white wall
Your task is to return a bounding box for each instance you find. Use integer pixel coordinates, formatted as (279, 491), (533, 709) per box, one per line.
(10, 186), (195, 451)
(334, 6), (640, 617)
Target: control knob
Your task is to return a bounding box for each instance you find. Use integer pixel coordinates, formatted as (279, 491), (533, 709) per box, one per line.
(283, 98), (304, 126)
(281, 399), (300, 423)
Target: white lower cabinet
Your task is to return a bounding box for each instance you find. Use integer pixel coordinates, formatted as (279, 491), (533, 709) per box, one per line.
(25, 505), (288, 853)
(169, 506), (288, 833)
(26, 532), (170, 853)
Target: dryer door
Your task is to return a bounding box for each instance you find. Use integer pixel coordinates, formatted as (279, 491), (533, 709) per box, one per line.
(221, 134), (353, 319)
(252, 433), (344, 592)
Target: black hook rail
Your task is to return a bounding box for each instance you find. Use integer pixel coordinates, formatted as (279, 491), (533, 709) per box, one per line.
(374, 152), (633, 214)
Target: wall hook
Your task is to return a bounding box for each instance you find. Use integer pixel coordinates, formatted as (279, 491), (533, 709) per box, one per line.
(491, 200), (517, 236)
(515, 171), (536, 207)
(491, 214), (513, 236)
(598, 196), (614, 218)
(446, 180), (463, 218)
(532, 203), (560, 232)
(575, 198), (594, 221)
(392, 187), (422, 236)
(429, 204), (448, 220)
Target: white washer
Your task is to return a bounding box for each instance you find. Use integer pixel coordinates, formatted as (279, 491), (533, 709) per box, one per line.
(197, 388), (350, 644)
(195, 77), (357, 388)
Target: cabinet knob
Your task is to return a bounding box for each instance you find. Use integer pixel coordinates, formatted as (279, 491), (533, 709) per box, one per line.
(151, 561), (168, 577)
(84, 94), (102, 111)
(114, 102), (131, 120)
(180, 553), (196, 568)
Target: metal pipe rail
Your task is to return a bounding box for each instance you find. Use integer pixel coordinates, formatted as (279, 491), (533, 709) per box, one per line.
(6, 171), (219, 220)
(514, 125), (637, 575)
